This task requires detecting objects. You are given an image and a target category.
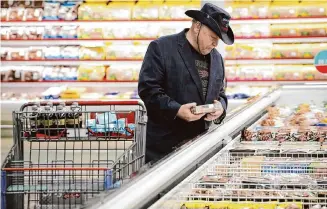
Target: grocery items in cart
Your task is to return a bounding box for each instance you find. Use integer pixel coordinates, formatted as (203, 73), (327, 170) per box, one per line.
(1, 100), (146, 209)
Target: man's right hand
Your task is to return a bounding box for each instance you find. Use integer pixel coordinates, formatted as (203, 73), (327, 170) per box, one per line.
(176, 103), (205, 122)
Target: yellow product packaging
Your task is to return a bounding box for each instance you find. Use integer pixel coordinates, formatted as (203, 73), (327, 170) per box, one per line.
(248, 2), (269, 19)
(78, 26), (103, 39)
(132, 1), (160, 20)
(268, 2), (299, 18)
(225, 45), (236, 59)
(159, 1), (199, 20)
(78, 3), (107, 20)
(229, 2), (251, 19)
(277, 202), (302, 209)
(297, 2), (327, 17)
(60, 87), (86, 99)
(78, 65), (105, 81)
(79, 47), (105, 60)
(272, 44), (298, 59)
(106, 2), (133, 20)
(270, 24), (299, 37)
(274, 65), (304, 81)
(181, 201), (230, 209)
(297, 43), (325, 59)
(235, 44), (255, 59)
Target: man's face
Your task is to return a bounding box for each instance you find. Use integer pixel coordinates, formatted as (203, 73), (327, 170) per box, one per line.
(197, 24), (219, 55)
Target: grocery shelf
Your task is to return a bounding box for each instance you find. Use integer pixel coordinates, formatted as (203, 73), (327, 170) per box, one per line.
(0, 81), (138, 88)
(2, 36), (327, 46)
(2, 80), (326, 88)
(226, 58), (314, 65)
(1, 58), (314, 65)
(236, 36), (327, 43)
(231, 17), (327, 24)
(1, 19), (191, 26)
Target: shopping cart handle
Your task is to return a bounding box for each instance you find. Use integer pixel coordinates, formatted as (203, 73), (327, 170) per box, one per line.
(20, 100), (145, 111)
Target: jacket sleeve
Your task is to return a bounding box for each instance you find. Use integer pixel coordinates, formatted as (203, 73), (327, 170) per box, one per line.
(138, 41), (182, 121)
(214, 54), (228, 124)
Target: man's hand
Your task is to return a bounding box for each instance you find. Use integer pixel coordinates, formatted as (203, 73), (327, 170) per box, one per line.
(177, 103), (205, 122)
(204, 100), (224, 121)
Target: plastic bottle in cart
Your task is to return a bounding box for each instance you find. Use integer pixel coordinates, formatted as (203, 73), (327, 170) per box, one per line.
(66, 102), (82, 128)
(38, 103), (54, 136)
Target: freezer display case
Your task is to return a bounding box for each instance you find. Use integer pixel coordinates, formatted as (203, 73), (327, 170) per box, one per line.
(149, 84), (327, 209)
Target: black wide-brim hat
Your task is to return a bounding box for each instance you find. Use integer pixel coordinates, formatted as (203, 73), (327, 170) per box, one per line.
(185, 3), (234, 45)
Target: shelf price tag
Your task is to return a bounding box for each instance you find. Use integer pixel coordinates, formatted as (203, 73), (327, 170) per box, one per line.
(314, 50), (327, 74)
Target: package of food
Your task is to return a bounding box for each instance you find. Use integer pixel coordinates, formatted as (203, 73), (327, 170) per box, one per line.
(43, 1), (60, 20)
(44, 46), (61, 59)
(61, 46), (80, 59)
(191, 102), (223, 115)
(58, 1), (78, 21)
(59, 26), (78, 39)
(158, 2), (199, 20)
(8, 27), (24, 39)
(2, 66), (23, 81)
(105, 44), (133, 59)
(24, 8), (43, 21)
(106, 65), (134, 81)
(1, 8), (8, 21)
(43, 26), (61, 39)
(268, 2), (299, 18)
(270, 24), (299, 37)
(7, 7), (25, 21)
(1, 47), (9, 60)
(248, 2), (270, 19)
(78, 3), (106, 20)
(240, 24), (270, 38)
(1, 27), (9, 40)
(297, 43), (325, 59)
(236, 43), (272, 59)
(105, 2), (133, 20)
(298, 24), (326, 37)
(298, 3), (327, 17)
(274, 65), (304, 81)
(21, 66), (43, 81)
(27, 27), (44, 40)
(272, 44), (299, 59)
(80, 46), (105, 60)
(7, 48), (26, 60)
(27, 47), (44, 60)
(78, 26), (103, 39)
(132, 2), (159, 20)
(78, 65), (105, 81)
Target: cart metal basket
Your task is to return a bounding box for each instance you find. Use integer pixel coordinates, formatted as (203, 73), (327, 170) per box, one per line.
(1, 100), (147, 209)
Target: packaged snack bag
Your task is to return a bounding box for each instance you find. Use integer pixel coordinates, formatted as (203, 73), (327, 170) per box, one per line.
(8, 7), (25, 21)
(270, 24), (299, 37)
(24, 8), (43, 21)
(43, 1), (60, 20)
(268, 2), (298, 18)
(272, 44), (298, 59)
(297, 3), (327, 17)
(105, 2), (133, 20)
(132, 2), (159, 20)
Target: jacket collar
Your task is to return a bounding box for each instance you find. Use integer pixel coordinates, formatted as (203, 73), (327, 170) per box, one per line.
(177, 29), (219, 104)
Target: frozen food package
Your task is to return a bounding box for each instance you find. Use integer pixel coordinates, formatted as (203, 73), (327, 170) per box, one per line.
(43, 1), (60, 20)
(8, 27), (25, 40)
(225, 45), (236, 59)
(106, 65), (134, 81)
(80, 46), (105, 60)
(7, 48), (26, 60)
(21, 66), (43, 81)
(77, 65), (105, 81)
(24, 8), (43, 21)
(78, 3), (106, 20)
(132, 23), (159, 38)
(78, 26), (103, 39)
(1, 8), (8, 21)
(191, 102), (224, 115)
(268, 2), (299, 18)
(225, 66), (238, 80)
(59, 25), (78, 39)
(44, 26), (61, 39)
(273, 65), (304, 80)
(239, 24), (270, 38)
(7, 7), (25, 21)
(158, 2), (199, 20)
(2, 66), (23, 81)
(297, 24), (326, 37)
(61, 46), (80, 59)
(132, 2), (159, 20)
(105, 44), (133, 59)
(105, 2), (133, 20)
(104, 25), (132, 39)
(235, 43), (272, 59)
(44, 46), (61, 59)
(1, 47), (9, 60)
(27, 47), (44, 60)
(297, 3), (327, 17)
(298, 43), (327, 59)
(27, 27), (44, 40)
(1, 27), (9, 40)
(58, 1), (78, 20)
(270, 24), (299, 37)
(272, 44), (299, 59)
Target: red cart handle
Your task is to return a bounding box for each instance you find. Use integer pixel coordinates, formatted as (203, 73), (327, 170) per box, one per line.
(20, 100), (145, 111)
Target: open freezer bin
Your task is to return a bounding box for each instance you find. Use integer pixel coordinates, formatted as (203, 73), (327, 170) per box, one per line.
(149, 84), (327, 209)
(81, 87), (282, 209)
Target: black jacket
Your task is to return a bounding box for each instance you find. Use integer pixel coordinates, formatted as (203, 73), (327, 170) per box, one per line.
(138, 29), (228, 155)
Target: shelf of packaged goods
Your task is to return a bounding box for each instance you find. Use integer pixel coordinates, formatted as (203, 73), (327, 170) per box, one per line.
(236, 36), (327, 43)
(2, 36), (327, 46)
(0, 81), (138, 88)
(2, 80), (326, 88)
(225, 58), (314, 65)
(0, 59), (143, 66)
(1, 58), (314, 65)
(1, 19), (191, 26)
(230, 17), (327, 24)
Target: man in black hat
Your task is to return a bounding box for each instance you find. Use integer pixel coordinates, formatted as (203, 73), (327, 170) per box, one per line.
(138, 3), (234, 164)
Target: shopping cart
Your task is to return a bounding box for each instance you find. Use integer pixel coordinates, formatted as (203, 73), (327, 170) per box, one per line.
(1, 100), (147, 209)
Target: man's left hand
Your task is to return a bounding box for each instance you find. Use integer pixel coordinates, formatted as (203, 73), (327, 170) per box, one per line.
(204, 100), (224, 121)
